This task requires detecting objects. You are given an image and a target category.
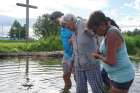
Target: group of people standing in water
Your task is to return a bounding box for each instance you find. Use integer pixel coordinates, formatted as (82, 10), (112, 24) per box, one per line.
(50, 10), (135, 93)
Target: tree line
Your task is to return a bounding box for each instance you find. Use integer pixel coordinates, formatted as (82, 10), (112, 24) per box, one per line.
(9, 12), (140, 40)
(9, 13), (60, 40)
(124, 28), (140, 36)
(9, 20), (26, 40)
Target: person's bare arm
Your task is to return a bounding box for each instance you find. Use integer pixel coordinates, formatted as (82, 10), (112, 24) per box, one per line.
(105, 32), (118, 65)
(92, 32), (119, 65)
(69, 37), (73, 45)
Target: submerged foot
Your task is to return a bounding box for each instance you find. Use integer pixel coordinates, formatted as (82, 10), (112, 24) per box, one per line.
(60, 87), (71, 93)
(64, 84), (71, 90)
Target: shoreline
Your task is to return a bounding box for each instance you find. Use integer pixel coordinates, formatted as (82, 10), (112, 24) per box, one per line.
(0, 51), (63, 58)
(129, 55), (140, 61)
(0, 51), (139, 61)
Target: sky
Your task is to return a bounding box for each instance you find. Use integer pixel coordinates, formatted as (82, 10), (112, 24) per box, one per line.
(0, 0), (140, 37)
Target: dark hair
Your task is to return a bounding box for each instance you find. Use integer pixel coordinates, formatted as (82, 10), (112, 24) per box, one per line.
(50, 11), (64, 20)
(50, 11), (64, 25)
(87, 10), (107, 30)
(106, 17), (120, 29)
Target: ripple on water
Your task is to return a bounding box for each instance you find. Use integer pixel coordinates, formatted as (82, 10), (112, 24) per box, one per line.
(0, 58), (139, 93)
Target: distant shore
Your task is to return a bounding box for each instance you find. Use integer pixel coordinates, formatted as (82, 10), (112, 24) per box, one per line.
(129, 55), (140, 61)
(0, 51), (63, 58)
(0, 51), (139, 62)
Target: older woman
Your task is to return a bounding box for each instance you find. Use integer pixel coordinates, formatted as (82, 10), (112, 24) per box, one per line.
(87, 11), (135, 93)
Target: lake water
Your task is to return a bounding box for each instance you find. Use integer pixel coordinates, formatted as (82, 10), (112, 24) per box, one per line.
(0, 57), (139, 93)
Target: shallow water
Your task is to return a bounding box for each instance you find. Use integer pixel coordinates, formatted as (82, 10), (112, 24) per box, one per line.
(0, 57), (139, 93)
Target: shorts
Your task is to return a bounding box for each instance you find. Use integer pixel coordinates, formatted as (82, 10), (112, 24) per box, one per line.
(101, 69), (110, 87)
(111, 79), (134, 90)
(62, 57), (73, 74)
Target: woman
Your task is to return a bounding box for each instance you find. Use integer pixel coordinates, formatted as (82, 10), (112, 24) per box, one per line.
(60, 25), (74, 91)
(87, 11), (135, 93)
(101, 17), (121, 88)
(50, 11), (74, 91)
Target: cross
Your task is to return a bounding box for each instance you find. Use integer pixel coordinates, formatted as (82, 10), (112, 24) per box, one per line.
(16, 0), (37, 39)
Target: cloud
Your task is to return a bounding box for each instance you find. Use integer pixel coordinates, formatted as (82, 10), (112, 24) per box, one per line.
(134, 0), (140, 10)
(119, 15), (140, 26)
(117, 15), (140, 31)
(124, 2), (133, 7)
(124, 0), (140, 11)
(0, 0), (109, 18)
(1, 0), (140, 32)
(0, 0), (26, 18)
(105, 9), (120, 19)
(39, 0), (109, 18)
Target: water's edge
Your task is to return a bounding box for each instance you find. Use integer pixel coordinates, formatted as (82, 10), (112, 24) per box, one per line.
(0, 51), (63, 58)
(0, 51), (140, 61)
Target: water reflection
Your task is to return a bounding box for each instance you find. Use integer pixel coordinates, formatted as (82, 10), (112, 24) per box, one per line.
(22, 57), (33, 90)
(0, 57), (139, 93)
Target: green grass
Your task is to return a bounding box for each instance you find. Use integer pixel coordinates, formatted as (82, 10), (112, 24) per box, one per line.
(125, 35), (140, 56)
(0, 35), (63, 53)
(38, 58), (61, 65)
(0, 42), (26, 53)
(0, 35), (139, 57)
(0, 40), (34, 43)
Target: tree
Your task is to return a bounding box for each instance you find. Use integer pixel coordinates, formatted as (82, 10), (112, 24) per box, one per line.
(9, 20), (26, 40)
(133, 28), (140, 35)
(33, 14), (60, 39)
(20, 24), (26, 39)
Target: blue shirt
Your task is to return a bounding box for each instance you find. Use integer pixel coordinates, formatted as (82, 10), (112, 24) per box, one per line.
(60, 27), (74, 63)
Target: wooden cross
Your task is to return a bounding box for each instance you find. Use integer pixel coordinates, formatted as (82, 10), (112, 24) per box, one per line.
(16, 0), (37, 39)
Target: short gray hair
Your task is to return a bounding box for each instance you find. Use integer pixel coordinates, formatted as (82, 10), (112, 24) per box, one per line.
(61, 14), (76, 24)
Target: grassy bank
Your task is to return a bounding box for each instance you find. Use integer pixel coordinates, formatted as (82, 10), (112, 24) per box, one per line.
(0, 36), (63, 53)
(125, 35), (140, 57)
(0, 35), (139, 57)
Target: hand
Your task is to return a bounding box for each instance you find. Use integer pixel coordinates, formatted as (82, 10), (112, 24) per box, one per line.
(69, 36), (75, 44)
(91, 53), (101, 59)
(94, 49), (102, 54)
